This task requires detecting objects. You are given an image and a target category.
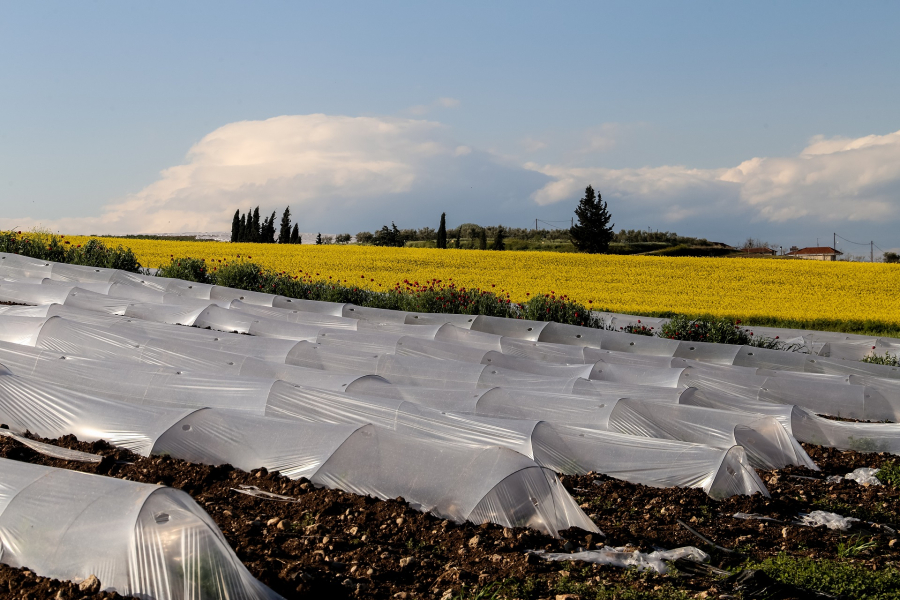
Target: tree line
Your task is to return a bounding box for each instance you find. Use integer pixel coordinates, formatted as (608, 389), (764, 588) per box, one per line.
(231, 206), (301, 244)
(228, 185), (616, 253)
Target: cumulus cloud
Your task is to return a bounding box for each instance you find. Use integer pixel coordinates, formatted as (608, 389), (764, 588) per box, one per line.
(0, 113), (547, 234)
(4, 116), (899, 242)
(529, 128), (900, 227)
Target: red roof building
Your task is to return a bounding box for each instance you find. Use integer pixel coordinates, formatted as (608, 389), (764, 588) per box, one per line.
(785, 246), (843, 261)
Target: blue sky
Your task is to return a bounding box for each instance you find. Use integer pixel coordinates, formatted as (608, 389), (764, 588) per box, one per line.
(2, 1), (899, 252)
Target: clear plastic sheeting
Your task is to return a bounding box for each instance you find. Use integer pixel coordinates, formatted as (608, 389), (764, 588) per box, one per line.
(465, 387), (812, 470)
(314, 424), (598, 535)
(603, 399), (816, 470)
(0, 458), (280, 600)
(798, 510), (860, 531)
(271, 297), (346, 315)
(350, 382), (770, 495)
(551, 426), (768, 498)
(841, 468), (882, 486)
(265, 382), (583, 474)
(193, 305), (322, 341)
(0, 367), (594, 536)
(0, 430), (102, 463)
(342, 304), (411, 323)
(229, 300), (359, 329)
(531, 545), (709, 574)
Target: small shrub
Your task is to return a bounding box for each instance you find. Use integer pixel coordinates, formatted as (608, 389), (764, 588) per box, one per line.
(607, 321), (655, 336)
(861, 352), (900, 367)
(876, 460), (900, 487)
(519, 293), (602, 328)
(0, 230), (142, 272)
(155, 257), (211, 284)
(658, 314), (794, 349)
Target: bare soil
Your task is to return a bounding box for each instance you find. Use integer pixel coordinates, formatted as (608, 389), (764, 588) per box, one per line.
(0, 434), (897, 600)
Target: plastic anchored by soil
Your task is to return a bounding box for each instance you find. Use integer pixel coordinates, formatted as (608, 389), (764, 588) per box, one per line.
(0, 434), (897, 599)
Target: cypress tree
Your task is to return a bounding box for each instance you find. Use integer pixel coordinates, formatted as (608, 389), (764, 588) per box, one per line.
(230, 210), (240, 242)
(478, 228), (488, 250)
(315, 232), (322, 245)
(436, 213), (447, 249)
(251, 207), (261, 242)
(261, 214), (270, 242)
(491, 225), (506, 251)
(278, 206), (292, 243)
(290, 223), (300, 244)
(238, 213), (247, 242)
(266, 211), (277, 243)
(570, 185), (614, 253)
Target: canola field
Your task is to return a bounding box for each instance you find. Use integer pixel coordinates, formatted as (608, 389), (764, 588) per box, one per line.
(69, 236), (900, 327)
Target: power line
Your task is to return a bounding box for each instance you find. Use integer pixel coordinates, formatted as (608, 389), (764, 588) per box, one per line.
(834, 233), (871, 246)
(535, 219), (573, 230)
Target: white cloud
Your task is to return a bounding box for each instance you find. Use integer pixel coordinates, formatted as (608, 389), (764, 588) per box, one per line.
(4, 117), (899, 241)
(405, 97), (461, 116)
(529, 128), (900, 225)
(0, 113), (546, 234)
(521, 137), (548, 152)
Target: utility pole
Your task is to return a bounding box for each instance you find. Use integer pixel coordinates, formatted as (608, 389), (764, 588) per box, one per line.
(833, 232), (836, 251)
(535, 219), (537, 231)
(871, 241), (874, 263)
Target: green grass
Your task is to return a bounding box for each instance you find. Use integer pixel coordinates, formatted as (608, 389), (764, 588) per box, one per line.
(470, 574), (694, 600)
(877, 460), (900, 487)
(837, 534), (880, 558)
(748, 554), (900, 600)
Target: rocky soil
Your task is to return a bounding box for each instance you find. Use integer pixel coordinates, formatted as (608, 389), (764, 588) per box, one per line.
(0, 433), (898, 600)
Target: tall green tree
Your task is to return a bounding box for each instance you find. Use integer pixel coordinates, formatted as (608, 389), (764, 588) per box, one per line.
(250, 207), (261, 242)
(453, 228), (461, 248)
(278, 206), (292, 243)
(570, 185), (614, 253)
(230, 210), (240, 242)
(265, 211), (277, 243)
(238, 213), (247, 242)
(261, 214), (271, 242)
(315, 232), (322, 245)
(290, 223), (300, 244)
(436, 213), (447, 249)
(478, 228), (488, 250)
(491, 225), (506, 251)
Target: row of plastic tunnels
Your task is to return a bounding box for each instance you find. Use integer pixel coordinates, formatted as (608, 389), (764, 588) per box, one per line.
(0, 252), (898, 599)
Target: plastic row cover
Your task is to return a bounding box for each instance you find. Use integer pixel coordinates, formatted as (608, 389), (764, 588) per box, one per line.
(0, 337), (770, 497)
(0, 367), (595, 536)
(16, 305), (900, 422)
(0, 313), (826, 468)
(0, 458), (279, 600)
(352, 381), (812, 470)
(679, 385), (900, 454)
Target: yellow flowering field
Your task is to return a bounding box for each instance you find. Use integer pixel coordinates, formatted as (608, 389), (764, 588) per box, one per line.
(67, 236), (900, 327)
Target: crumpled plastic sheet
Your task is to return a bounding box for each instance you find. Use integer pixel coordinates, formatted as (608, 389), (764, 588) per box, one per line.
(731, 512), (784, 523)
(826, 467), (882, 486)
(528, 546), (709, 574)
(798, 510), (860, 531)
(0, 429), (102, 462)
(231, 485), (302, 503)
